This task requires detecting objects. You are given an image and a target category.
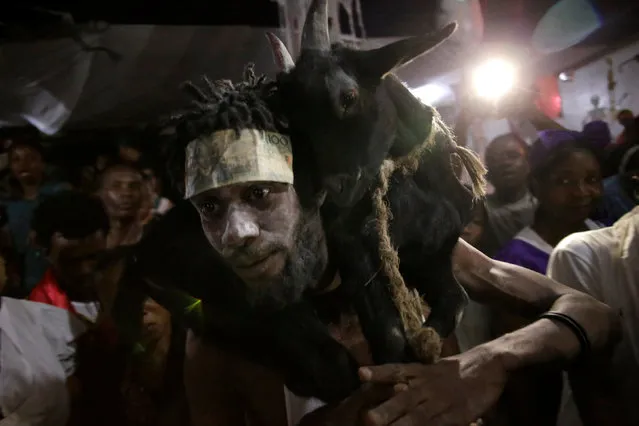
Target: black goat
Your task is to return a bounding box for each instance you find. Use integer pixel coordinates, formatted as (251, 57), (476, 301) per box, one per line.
(266, 0), (486, 363)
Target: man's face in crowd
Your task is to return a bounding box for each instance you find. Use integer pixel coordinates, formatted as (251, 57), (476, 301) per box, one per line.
(190, 181), (328, 310)
(100, 166), (144, 220)
(485, 136), (530, 194)
(48, 230), (107, 300)
(10, 145), (45, 186)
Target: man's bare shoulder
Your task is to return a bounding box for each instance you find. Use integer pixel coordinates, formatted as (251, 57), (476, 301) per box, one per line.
(184, 330), (289, 426)
(185, 330), (253, 379)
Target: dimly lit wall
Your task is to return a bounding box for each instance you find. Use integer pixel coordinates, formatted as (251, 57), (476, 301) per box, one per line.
(556, 39), (639, 136)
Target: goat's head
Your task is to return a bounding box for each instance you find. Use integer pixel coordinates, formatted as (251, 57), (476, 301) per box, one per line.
(266, 0), (456, 207)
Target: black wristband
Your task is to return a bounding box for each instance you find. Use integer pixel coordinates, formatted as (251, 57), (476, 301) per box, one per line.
(539, 311), (591, 356)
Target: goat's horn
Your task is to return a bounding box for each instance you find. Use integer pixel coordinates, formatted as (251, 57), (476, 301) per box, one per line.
(265, 32), (295, 72)
(301, 0), (330, 51)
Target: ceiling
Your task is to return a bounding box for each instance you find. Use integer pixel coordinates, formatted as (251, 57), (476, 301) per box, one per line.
(1, 0), (638, 130)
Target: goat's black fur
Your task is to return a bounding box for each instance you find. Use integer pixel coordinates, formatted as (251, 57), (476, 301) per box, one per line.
(269, 0), (479, 363)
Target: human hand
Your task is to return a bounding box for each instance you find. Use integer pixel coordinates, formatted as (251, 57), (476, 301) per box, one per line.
(298, 383), (396, 426)
(358, 346), (507, 426)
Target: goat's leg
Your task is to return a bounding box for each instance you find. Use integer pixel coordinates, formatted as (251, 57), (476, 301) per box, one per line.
(351, 274), (415, 364)
(420, 260), (469, 338)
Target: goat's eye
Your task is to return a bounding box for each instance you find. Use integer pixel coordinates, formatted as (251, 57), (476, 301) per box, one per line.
(340, 89), (359, 111)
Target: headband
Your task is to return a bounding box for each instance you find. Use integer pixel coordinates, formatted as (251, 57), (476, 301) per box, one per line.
(184, 128), (294, 199)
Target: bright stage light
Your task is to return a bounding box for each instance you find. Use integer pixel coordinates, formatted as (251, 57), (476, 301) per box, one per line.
(411, 83), (453, 106)
(471, 58), (516, 100)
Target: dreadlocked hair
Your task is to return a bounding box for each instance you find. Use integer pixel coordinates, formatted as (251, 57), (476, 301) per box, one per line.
(162, 63), (282, 195)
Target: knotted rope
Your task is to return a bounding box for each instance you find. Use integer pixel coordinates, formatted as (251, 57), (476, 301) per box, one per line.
(371, 112), (486, 363)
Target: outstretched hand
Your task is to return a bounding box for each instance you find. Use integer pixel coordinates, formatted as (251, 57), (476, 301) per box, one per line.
(358, 346), (507, 426)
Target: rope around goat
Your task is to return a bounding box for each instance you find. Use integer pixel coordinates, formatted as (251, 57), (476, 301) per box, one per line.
(371, 112), (486, 363)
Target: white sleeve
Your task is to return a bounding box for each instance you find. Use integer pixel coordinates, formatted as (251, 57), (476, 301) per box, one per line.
(548, 239), (602, 301)
(36, 304), (88, 377)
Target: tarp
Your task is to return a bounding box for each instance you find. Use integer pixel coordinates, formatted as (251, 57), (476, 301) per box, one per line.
(0, 0), (486, 134)
(0, 25), (283, 133)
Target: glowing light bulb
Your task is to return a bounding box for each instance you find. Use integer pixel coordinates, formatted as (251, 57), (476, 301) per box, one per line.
(471, 58), (516, 100)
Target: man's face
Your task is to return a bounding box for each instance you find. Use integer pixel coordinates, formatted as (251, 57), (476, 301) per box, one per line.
(100, 166), (144, 220)
(485, 137), (529, 194)
(48, 230), (107, 300)
(190, 181), (327, 310)
(10, 145), (45, 186)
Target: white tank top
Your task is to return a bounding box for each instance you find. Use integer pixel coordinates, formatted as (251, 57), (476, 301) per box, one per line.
(0, 298), (86, 425)
(283, 386), (325, 426)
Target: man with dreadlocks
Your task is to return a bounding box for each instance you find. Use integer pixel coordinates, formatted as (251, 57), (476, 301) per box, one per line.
(162, 65), (620, 426)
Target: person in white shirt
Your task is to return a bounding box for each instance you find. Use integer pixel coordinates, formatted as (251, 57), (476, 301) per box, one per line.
(549, 207), (639, 425)
(0, 297), (86, 426)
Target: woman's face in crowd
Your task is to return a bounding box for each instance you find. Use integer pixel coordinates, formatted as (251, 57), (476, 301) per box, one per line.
(535, 150), (603, 224)
(9, 145), (45, 186)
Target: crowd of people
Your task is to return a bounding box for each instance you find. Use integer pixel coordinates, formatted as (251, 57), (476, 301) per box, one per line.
(456, 109), (639, 426)
(0, 138), (183, 425)
(0, 71), (636, 426)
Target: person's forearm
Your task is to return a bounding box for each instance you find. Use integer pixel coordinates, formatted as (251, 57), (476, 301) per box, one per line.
(481, 292), (620, 372)
(482, 317), (580, 372)
(453, 240), (622, 365)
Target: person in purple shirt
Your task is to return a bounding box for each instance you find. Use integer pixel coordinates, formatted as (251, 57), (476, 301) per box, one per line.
(495, 131), (605, 274)
(492, 130), (605, 426)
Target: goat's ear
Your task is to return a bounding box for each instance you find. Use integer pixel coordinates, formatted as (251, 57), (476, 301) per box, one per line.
(265, 32), (295, 73)
(358, 22), (457, 79)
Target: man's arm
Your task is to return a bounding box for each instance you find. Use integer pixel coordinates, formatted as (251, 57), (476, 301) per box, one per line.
(184, 330), (248, 426)
(356, 240), (621, 426)
(452, 238), (621, 370)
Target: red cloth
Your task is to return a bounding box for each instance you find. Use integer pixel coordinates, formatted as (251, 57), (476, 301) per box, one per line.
(28, 268), (118, 347)
(29, 269), (77, 313)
